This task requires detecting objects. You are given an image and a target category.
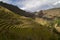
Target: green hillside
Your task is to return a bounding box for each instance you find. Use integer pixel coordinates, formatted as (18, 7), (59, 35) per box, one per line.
(0, 6), (58, 40)
(0, 6), (41, 28)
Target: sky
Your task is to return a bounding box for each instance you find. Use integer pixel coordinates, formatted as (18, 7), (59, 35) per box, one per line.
(0, 0), (60, 12)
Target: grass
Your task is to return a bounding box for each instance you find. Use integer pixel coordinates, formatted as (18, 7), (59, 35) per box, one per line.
(0, 6), (59, 40)
(0, 28), (57, 40)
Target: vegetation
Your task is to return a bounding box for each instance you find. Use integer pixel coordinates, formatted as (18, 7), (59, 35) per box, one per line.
(0, 6), (60, 40)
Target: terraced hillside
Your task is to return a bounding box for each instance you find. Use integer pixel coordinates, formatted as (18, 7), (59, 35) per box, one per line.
(0, 6), (58, 40)
(0, 6), (41, 28)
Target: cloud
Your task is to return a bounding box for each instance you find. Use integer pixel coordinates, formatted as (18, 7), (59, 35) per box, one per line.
(52, 0), (60, 8)
(20, 0), (41, 11)
(0, 0), (2, 1)
(0, 0), (60, 12)
(17, 0), (47, 12)
(53, 1), (60, 5)
(18, 0), (60, 12)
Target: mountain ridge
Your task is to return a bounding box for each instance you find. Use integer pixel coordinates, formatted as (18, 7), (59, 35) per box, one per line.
(35, 7), (60, 21)
(0, 1), (35, 18)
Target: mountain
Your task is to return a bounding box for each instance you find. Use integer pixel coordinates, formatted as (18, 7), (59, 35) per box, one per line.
(35, 8), (60, 20)
(0, 6), (43, 28)
(43, 8), (60, 18)
(0, 1), (35, 18)
(0, 4), (56, 40)
(0, 1), (60, 40)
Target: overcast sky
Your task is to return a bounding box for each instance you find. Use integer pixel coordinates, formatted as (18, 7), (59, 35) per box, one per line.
(0, 0), (60, 12)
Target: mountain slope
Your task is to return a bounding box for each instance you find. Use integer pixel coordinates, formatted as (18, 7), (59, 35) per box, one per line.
(0, 1), (35, 18)
(0, 6), (58, 40)
(35, 8), (60, 21)
(43, 8), (60, 18)
(0, 6), (42, 28)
